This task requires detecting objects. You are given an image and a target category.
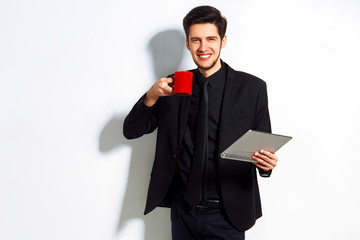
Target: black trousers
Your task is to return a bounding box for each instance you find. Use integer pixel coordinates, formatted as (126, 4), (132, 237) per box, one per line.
(171, 198), (245, 240)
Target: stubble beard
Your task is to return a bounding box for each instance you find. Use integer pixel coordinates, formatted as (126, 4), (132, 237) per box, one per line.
(195, 49), (222, 72)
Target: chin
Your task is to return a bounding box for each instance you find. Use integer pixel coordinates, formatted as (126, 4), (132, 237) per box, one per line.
(196, 61), (217, 70)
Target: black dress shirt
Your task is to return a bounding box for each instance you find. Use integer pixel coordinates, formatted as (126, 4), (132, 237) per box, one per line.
(171, 62), (227, 200)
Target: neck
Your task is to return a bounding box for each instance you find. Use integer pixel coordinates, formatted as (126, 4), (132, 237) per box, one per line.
(199, 59), (222, 78)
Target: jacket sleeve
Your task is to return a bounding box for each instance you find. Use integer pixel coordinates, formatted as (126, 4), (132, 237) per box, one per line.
(123, 93), (159, 139)
(254, 82), (271, 133)
(254, 82), (272, 177)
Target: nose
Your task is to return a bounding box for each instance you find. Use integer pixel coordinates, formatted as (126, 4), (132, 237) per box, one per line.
(199, 41), (207, 52)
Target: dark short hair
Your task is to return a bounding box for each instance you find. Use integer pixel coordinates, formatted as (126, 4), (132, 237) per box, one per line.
(183, 6), (227, 40)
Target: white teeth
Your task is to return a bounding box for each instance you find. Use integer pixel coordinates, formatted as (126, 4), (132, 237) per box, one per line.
(199, 55), (210, 58)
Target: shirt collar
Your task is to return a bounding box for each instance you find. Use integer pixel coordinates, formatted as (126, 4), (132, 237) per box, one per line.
(198, 60), (226, 89)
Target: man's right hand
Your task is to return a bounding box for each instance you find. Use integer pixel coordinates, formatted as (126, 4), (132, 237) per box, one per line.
(144, 77), (174, 107)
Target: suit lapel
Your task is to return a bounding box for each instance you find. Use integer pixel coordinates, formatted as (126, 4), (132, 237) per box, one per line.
(177, 69), (198, 149)
(177, 92), (192, 149)
(218, 64), (237, 153)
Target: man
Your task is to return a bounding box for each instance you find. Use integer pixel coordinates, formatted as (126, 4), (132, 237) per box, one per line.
(123, 5), (278, 240)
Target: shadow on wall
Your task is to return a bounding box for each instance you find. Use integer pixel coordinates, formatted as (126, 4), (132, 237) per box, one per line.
(99, 29), (185, 240)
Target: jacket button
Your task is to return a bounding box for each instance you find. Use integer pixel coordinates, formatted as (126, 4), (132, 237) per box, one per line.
(172, 153), (177, 159)
(167, 175), (173, 180)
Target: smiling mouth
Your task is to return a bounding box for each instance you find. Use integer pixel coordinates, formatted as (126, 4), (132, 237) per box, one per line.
(198, 54), (211, 59)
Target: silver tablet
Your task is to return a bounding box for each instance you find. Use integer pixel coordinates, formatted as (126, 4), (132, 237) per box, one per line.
(220, 130), (292, 163)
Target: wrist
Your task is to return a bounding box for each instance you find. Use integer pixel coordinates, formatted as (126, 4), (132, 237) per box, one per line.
(144, 91), (159, 107)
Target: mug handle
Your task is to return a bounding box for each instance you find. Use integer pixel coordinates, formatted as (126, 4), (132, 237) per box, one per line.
(169, 75), (175, 88)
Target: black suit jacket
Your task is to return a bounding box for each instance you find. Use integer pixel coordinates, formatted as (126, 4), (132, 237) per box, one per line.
(123, 62), (272, 231)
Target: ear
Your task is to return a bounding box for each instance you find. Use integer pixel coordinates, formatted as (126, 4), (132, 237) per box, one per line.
(186, 39), (190, 50)
(221, 35), (227, 49)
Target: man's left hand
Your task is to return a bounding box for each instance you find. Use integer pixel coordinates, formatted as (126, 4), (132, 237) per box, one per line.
(252, 150), (278, 171)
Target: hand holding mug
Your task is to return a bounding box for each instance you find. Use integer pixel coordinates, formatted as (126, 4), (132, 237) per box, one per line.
(144, 71), (193, 107)
(144, 77), (174, 106)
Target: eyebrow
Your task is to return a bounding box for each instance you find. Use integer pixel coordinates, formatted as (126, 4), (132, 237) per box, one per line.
(189, 36), (218, 40)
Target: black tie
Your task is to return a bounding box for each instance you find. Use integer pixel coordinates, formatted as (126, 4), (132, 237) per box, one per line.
(184, 78), (209, 208)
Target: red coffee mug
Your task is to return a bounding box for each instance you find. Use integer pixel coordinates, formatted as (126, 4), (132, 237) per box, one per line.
(173, 71), (193, 96)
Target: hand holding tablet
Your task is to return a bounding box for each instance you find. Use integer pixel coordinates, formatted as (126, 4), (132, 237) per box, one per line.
(220, 130), (292, 163)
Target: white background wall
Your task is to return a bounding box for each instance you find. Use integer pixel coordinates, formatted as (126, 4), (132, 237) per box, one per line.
(1, 0), (360, 239)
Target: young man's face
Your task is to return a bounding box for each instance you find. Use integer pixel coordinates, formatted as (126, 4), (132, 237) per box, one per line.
(186, 23), (227, 77)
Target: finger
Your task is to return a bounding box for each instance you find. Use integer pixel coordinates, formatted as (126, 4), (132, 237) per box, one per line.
(252, 153), (276, 169)
(162, 91), (174, 96)
(159, 81), (174, 94)
(258, 150), (278, 166)
(259, 150), (277, 160)
(159, 89), (174, 96)
(165, 78), (175, 88)
(252, 154), (269, 166)
(160, 77), (174, 84)
(252, 161), (271, 172)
